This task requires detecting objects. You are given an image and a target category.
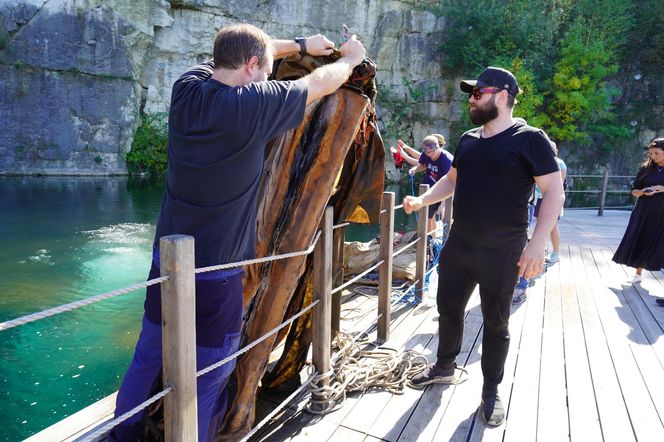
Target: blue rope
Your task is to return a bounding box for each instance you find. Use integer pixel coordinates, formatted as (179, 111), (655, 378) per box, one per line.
(390, 228), (447, 305)
(409, 174), (418, 222)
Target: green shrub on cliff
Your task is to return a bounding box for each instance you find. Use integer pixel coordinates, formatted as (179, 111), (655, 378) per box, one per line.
(126, 113), (168, 179)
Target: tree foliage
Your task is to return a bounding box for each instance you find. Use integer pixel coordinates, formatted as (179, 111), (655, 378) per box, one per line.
(438, 0), (646, 153)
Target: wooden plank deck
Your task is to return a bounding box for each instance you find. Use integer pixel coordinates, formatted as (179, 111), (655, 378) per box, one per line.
(250, 209), (664, 442)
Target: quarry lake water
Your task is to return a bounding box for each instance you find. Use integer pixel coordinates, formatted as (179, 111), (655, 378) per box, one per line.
(0, 175), (633, 440)
(0, 176), (416, 440)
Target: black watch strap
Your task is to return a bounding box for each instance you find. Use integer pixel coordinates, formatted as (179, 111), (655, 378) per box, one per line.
(295, 36), (307, 56)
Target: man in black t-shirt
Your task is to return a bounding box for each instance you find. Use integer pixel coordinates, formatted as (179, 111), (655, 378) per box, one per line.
(110, 24), (366, 441)
(403, 67), (564, 427)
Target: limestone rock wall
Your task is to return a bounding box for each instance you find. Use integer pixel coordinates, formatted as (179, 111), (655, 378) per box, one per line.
(1, 0), (456, 176)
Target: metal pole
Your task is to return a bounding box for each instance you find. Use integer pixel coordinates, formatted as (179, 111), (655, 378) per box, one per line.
(378, 192), (395, 342)
(598, 168), (609, 216)
(415, 184), (429, 301)
(160, 235), (198, 442)
(311, 206), (333, 413)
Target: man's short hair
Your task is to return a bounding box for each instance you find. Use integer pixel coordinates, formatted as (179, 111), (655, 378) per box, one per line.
(213, 24), (271, 70)
(506, 94), (516, 108)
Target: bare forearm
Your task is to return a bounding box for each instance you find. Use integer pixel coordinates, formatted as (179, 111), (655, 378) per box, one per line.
(401, 144), (421, 159)
(272, 39), (300, 59)
(301, 60), (354, 104)
(401, 151), (419, 166)
(421, 176), (455, 205)
(531, 191), (564, 243)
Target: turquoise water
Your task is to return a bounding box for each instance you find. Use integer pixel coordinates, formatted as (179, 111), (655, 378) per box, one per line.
(0, 177), (417, 441)
(0, 177), (163, 441)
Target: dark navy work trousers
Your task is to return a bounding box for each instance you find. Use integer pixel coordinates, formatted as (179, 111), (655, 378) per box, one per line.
(109, 263), (243, 442)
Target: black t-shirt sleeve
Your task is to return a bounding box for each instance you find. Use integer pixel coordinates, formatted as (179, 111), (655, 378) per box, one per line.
(252, 80), (308, 140)
(523, 130), (559, 177)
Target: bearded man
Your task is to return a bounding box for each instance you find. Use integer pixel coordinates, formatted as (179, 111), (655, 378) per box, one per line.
(402, 66), (564, 426)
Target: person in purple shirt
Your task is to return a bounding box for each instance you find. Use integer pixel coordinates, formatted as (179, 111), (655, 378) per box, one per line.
(109, 23), (366, 441)
(406, 134), (454, 235)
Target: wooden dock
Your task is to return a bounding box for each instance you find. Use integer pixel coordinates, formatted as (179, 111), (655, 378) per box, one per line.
(250, 209), (664, 442)
(28, 209), (664, 442)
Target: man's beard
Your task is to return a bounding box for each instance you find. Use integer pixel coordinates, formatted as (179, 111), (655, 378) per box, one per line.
(469, 97), (499, 125)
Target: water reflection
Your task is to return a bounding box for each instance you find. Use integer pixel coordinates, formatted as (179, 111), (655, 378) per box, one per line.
(0, 176), (163, 440)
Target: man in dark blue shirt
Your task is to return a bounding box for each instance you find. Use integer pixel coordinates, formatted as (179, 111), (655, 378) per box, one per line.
(110, 23), (366, 441)
(403, 67), (564, 427)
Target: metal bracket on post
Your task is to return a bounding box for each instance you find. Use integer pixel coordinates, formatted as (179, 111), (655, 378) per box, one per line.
(160, 235), (198, 442)
(311, 206), (333, 413)
(378, 192), (395, 343)
(415, 184), (430, 302)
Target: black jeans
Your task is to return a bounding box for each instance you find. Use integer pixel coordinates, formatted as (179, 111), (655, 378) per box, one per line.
(435, 240), (523, 392)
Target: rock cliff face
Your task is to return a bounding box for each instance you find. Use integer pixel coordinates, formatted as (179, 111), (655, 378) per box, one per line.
(1, 0), (452, 177)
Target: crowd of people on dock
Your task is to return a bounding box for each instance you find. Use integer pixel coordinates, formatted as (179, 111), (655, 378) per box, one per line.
(107, 23), (663, 441)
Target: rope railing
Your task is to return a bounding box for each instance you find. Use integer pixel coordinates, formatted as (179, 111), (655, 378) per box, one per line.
(331, 259), (384, 295)
(81, 387), (172, 442)
(566, 205), (634, 210)
(333, 222), (350, 230)
(566, 189), (631, 194)
(196, 300), (320, 378)
(196, 231), (321, 274)
(392, 237), (420, 258)
(380, 203), (404, 215)
(0, 276), (168, 332)
(567, 174), (633, 178)
(1, 232), (325, 333)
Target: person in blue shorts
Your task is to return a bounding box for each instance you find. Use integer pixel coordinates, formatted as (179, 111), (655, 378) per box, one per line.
(405, 134), (454, 235)
(109, 24), (366, 441)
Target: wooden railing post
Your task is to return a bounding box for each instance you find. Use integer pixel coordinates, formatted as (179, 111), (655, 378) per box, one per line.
(443, 197), (453, 235)
(378, 192), (395, 343)
(331, 225), (345, 336)
(415, 184), (430, 301)
(312, 206), (333, 412)
(159, 235), (197, 442)
(598, 168), (610, 216)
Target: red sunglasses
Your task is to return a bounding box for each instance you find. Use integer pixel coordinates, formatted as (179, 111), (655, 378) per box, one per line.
(470, 87), (503, 100)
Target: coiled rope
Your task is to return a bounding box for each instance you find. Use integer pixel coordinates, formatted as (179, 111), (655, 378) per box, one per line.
(305, 331), (428, 414)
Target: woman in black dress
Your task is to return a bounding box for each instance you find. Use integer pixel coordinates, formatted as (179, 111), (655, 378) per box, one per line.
(613, 138), (664, 284)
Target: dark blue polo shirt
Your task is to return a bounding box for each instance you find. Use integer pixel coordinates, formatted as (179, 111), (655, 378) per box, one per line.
(153, 61), (308, 268)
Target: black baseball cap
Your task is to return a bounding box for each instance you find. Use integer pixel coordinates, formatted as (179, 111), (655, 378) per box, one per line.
(460, 66), (521, 97)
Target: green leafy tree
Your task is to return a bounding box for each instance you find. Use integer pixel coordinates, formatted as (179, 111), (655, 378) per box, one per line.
(545, 0), (635, 143)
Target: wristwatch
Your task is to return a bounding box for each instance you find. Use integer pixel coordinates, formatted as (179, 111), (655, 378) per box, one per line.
(294, 36), (307, 56)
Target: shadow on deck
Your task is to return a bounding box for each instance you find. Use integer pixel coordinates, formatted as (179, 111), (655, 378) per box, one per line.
(249, 210), (664, 442)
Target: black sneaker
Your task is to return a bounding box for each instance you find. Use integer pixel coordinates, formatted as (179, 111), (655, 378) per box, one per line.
(409, 363), (465, 389)
(656, 298), (664, 307)
(480, 392), (505, 426)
